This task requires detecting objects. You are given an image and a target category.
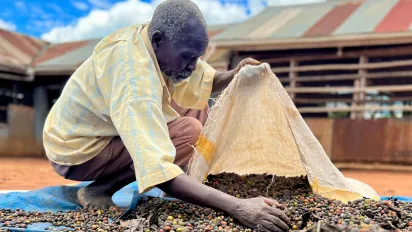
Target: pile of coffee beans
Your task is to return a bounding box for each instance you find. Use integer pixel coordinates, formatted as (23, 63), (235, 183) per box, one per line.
(0, 173), (411, 232)
(128, 173), (411, 231)
(206, 173), (312, 200)
(206, 173), (412, 232)
(130, 197), (253, 231)
(0, 208), (125, 231)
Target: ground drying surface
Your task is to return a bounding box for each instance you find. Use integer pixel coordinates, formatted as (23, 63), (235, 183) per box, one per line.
(1, 158), (412, 197)
(1, 173), (411, 232)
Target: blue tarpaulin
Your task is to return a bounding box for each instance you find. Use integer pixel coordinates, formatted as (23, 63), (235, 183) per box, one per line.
(0, 182), (411, 231)
(0, 182), (163, 231)
(0, 182), (163, 212)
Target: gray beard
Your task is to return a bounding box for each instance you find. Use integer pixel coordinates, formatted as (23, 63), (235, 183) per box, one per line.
(161, 67), (192, 84)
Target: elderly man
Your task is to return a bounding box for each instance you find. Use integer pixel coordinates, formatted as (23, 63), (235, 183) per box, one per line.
(43, 0), (290, 231)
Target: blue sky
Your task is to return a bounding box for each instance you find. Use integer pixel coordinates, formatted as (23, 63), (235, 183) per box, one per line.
(0, 0), (140, 37)
(0, 0), (319, 43)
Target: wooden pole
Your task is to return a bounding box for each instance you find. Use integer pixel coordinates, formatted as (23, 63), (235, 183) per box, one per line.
(12, 83), (18, 104)
(289, 59), (297, 100)
(33, 86), (48, 143)
(356, 56), (368, 118)
(258, 45), (412, 64)
(278, 73), (359, 83)
(351, 79), (359, 119)
(284, 85), (412, 93)
(350, 55), (362, 119)
(272, 59), (412, 73)
(297, 105), (412, 113)
(368, 71), (412, 79)
(278, 71), (412, 83)
(294, 96), (412, 104)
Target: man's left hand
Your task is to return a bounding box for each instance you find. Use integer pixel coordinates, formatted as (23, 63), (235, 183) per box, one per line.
(234, 58), (261, 74)
(212, 58), (262, 94)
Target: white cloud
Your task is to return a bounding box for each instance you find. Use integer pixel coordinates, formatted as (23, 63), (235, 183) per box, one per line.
(29, 20), (65, 32)
(87, 0), (112, 9)
(42, 0), (154, 43)
(32, 5), (46, 15)
(0, 19), (16, 31)
(15, 1), (27, 11)
(192, 0), (249, 25)
(248, 0), (267, 16)
(72, 1), (89, 11)
(48, 4), (64, 13)
(42, 0), (252, 43)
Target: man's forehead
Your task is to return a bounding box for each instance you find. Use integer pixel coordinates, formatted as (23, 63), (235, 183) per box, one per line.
(179, 36), (208, 53)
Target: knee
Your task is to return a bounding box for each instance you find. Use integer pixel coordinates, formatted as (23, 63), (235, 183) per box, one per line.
(184, 117), (203, 144)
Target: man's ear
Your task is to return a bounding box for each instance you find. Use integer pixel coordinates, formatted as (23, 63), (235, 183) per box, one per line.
(151, 30), (163, 51)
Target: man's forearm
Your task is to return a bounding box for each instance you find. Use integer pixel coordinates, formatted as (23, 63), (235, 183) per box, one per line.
(157, 174), (239, 214)
(212, 70), (235, 94)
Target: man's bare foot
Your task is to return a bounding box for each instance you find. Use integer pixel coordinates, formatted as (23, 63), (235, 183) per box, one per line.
(77, 186), (119, 210)
(76, 169), (135, 210)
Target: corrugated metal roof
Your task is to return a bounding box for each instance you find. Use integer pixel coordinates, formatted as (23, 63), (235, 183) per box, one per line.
(270, 3), (334, 38)
(304, 1), (361, 37)
(0, 24), (230, 76)
(375, 0), (412, 33)
(34, 40), (99, 74)
(33, 26), (233, 75)
(0, 29), (47, 73)
(207, 24), (234, 37)
(249, 8), (302, 38)
(215, 6), (283, 39)
(213, 0), (412, 42)
(333, 0), (398, 35)
(34, 40), (89, 65)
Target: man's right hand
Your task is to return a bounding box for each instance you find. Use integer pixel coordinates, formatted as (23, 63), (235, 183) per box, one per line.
(230, 197), (291, 232)
(158, 174), (291, 232)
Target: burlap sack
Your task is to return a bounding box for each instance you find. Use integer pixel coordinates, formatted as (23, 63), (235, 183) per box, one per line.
(188, 63), (379, 203)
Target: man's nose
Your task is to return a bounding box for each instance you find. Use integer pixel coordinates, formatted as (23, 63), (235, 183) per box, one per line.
(187, 59), (197, 71)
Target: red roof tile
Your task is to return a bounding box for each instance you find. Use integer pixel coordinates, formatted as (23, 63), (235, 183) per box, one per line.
(300, 1), (361, 37)
(34, 41), (89, 65)
(0, 29), (47, 72)
(375, 0), (412, 33)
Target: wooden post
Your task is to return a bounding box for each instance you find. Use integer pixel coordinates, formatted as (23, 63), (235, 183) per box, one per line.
(12, 83), (18, 104)
(285, 85), (412, 93)
(351, 55), (367, 119)
(357, 56), (368, 118)
(289, 59), (297, 100)
(351, 80), (360, 119)
(33, 86), (48, 143)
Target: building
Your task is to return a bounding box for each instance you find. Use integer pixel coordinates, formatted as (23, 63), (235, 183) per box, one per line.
(1, 0), (412, 165)
(0, 30), (48, 156)
(208, 0), (412, 165)
(212, 0), (412, 119)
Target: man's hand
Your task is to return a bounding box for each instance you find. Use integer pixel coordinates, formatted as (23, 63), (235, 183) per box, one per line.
(157, 174), (291, 232)
(212, 57), (262, 94)
(231, 197), (291, 232)
(234, 57), (262, 74)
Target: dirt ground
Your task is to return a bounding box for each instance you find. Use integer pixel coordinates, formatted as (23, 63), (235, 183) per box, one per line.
(0, 157), (411, 196)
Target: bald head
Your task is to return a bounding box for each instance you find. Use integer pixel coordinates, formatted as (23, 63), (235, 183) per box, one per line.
(149, 0), (207, 44)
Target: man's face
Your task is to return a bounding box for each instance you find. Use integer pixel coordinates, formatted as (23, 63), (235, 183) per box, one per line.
(152, 18), (209, 83)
